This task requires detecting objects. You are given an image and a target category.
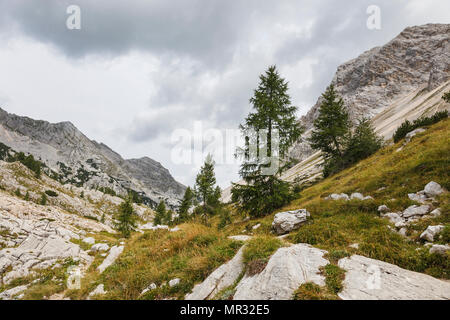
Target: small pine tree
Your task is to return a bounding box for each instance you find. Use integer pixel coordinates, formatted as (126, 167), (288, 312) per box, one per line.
(115, 197), (137, 238)
(24, 191), (30, 201)
(177, 187), (195, 222)
(195, 154), (217, 212)
(15, 188), (21, 198)
(309, 85), (350, 159)
(154, 200), (166, 226)
(40, 193), (47, 205)
(165, 210), (173, 225)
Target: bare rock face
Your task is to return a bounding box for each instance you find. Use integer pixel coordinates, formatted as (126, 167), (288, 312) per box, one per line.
(290, 24), (450, 162)
(97, 245), (124, 274)
(0, 108), (185, 208)
(338, 255), (450, 300)
(185, 246), (246, 300)
(233, 244), (329, 300)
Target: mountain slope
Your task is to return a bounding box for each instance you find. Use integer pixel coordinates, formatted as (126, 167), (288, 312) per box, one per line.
(0, 108), (185, 207)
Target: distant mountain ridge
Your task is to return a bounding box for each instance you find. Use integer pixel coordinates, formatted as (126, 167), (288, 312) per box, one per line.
(0, 107), (185, 208)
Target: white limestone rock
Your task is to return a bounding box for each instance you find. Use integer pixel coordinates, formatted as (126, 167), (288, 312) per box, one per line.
(82, 237), (95, 245)
(228, 235), (252, 242)
(233, 244), (329, 300)
(90, 243), (109, 253)
(97, 245), (124, 274)
(169, 278), (180, 287)
(401, 205), (430, 218)
(271, 209), (310, 235)
(377, 205), (390, 214)
(423, 181), (445, 198)
(338, 255), (450, 300)
(186, 246), (245, 300)
(420, 225), (445, 242)
(350, 193), (364, 200)
(88, 284), (106, 298)
(429, 244), (450, 255)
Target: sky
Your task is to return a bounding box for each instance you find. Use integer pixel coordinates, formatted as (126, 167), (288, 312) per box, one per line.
(0, 0), (449, 188)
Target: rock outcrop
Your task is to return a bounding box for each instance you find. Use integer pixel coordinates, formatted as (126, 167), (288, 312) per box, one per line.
(233, 244), (328, 300)
(186, 246), (245, 300)
(338, 255), (450, 300)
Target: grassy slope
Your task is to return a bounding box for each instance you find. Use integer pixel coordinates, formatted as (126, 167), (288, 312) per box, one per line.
(20, 119), (447, 300)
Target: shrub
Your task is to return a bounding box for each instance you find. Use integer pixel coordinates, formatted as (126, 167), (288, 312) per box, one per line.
(243, 236), (282, 265)
(393, 110), (448, 142)
(45, 190), (58, 197)
(39, 193), (47, 205)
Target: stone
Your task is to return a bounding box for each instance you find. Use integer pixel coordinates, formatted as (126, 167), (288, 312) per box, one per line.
(377, 205), (390, 214)
(186, 246), (245, 300)
(88, 284), (106, 298)
(338, 255), (450, 300)
(327, 193), (349, 201)
(429, 244), (450, 255)
(408, 193), (428, 204)
(423, 181), (445, 198)
(228, 235), (252, 242)
(170, 226), (181, 232)
(252, 223), (261, 230)
(362, 196), (374, 200)
(168, 278), (180, 287)
(90, 243), (109, 253)
(97, 245), (124, 274)
(271, 209), (310, 235)
(233, 244), (329, 300)
(349, 243), (359, 249)
(405, 128), (426, 142)
(82, 237), (95, 245)
(420, 225), (445, 242)
(430, 208), (441, 217)
(0, 284), (29, 300)
(401, 205), (430, 218)
(382, 212), (404, 225)
(398, 228), (408, 237)
(350, 193), (364, 200)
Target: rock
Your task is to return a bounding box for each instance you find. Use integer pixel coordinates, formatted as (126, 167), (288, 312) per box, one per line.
(423, 181), (445, 198)
(185, 246), (246, 300)
(271, 209), (310, 235)
(429, 244), (450, 255)
(233, 244), (329, 300)
(395, 221), (407, 229)
(408, 193), (428, 203)
(377, 205), (390, 214)
(228, 235), (252, 242)
(90, 243), (109, 253)
(252, 223), (261, 230)
(420, 225), (445, 242)
(362, 196), (373, 200)
(430, 208), (441, 217)
(382, 212), (404, 225)
(82, 237), (95, 245)
(405, 128), (426, 142)
(88, 284), (106, 298)
(401, 205), (430, 218)
(0, 284), (29, 300)
(170, 226), (180, 232)
(327, 193), (349, 201)
(398, 228), (408, 237)
(350, 193), (364, 200)
(141, 282), (158, 295)
(168, 278), (180, 287)
(338, 255), (450, 299)
(349, 243), (359, 249)
(97, 245), (124, 274)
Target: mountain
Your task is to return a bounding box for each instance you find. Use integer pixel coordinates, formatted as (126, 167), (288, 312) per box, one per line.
(0, 107), (185, 208)
(221, 23), (450, 202)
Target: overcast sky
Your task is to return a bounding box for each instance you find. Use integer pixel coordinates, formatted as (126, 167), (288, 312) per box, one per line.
(0, 0), (449, 188)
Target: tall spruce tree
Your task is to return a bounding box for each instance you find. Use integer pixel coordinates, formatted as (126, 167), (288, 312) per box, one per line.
(231, 65), (302, 217)
(309, 85), (350, 159)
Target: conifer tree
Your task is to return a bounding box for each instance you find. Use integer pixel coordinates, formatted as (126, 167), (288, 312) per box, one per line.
(115, 197), (137, 238)
(154, 200), (166, 225)
(194, 154), (216, 212)
(231, 65), (302, 217)
(178, 187), (195, 222)
(443, 91), (450, 103)
(309, 85), (350, 159)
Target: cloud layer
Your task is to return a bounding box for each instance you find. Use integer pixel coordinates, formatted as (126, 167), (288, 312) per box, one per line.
(0, 0), (449, 187)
